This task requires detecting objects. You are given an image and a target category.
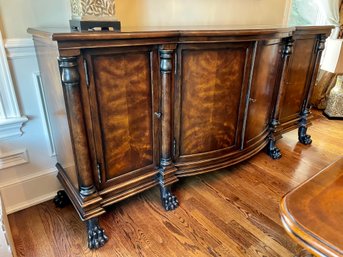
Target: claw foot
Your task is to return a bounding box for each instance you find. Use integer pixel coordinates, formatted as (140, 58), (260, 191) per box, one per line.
(298, 122), (312, 145)
(53, 190), (70, 208)
(87, 218), (108, 249)
(269, 147), (282, 159)
(88, 225), (108, 249)
(163, 191), (179, 211)
(299, 134), (312, 145)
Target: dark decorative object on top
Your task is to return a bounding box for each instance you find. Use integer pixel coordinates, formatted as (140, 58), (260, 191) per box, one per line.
(69, 0), (121, 31)
(70, 20), (121, 32)
(28, 25), (332, 249)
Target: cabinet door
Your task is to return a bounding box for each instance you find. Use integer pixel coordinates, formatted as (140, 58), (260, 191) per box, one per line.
(244, 41), (283, 146)
(280, 37), (317, 124)
(85, 46), (160, 188)
(174, 42), (254, 164)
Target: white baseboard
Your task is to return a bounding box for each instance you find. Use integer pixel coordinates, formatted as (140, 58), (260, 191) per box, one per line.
(6, 191), (57, 215)
(0, 167), (62, 214)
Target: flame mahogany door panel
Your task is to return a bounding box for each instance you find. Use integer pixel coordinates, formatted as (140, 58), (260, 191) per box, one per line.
(279, 36), (317, 128)
(85, 46), (160, 189)
(174, 42), (255, 168)
(244, 40), (284, 147)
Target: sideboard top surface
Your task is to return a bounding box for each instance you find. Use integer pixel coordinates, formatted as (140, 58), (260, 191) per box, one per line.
(27, 25), (333, 42)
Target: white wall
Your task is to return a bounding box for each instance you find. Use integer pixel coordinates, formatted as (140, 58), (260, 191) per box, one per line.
(116, 0), (292, 28)
(0, 0), (291, 213)
(0, 0), (292, 39)
(0, 0), (71, 39)
(0, 39), (61, 213)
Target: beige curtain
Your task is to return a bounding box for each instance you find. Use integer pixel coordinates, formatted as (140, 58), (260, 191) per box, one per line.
(311, 0), (342, 109)
(339, 1), (343, 38)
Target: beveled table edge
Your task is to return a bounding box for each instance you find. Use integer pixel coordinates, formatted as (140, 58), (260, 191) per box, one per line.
(280, 158), (343, 257)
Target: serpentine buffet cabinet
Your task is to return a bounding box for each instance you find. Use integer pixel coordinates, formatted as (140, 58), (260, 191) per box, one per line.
(28, 25), (332, 249)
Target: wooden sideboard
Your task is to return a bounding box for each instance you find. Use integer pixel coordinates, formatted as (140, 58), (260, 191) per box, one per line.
(28, 25), (332, 249)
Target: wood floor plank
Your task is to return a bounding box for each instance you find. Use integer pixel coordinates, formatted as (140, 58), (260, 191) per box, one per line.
(8, 112), (343, 257)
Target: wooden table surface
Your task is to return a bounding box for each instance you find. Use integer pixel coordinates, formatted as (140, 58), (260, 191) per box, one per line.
(280, 157), (343, 257)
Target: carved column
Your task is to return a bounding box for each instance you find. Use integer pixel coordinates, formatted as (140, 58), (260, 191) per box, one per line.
(267, 37), (293, 159)
(299, 34), (326, 145)
(158, 45), (179, 211)
(58, 56), (107, 250)
(59, 56), (96, 196)
(160, 48), (173, 167)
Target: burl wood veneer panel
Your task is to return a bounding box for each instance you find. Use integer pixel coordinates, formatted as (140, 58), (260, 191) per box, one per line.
(280, 38), (316, 122)
(92, 52), (154, 180)
(245, 42), (282, 144)
(180, 48), (247, 156)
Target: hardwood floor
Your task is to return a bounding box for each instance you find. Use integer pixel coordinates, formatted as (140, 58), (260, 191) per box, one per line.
(9, 112), (343, 257)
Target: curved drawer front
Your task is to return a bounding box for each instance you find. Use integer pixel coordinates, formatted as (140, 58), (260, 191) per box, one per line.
(244, 40), (283, 146)
(280, 37), (316, 124)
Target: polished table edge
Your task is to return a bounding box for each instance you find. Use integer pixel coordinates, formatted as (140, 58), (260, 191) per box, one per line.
(280, 157), (343, 257)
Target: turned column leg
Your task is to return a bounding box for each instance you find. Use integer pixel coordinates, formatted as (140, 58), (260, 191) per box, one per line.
(267, 38), (293, 159)
(158, 45), (179, 211)
(86, 217), (108, 249)
(298, 35), (326, 145)
(59, 56), (96, 196)
(59, 56), (107, 249)
(298, 109), (312, 145)
(267, 119), (282, 159)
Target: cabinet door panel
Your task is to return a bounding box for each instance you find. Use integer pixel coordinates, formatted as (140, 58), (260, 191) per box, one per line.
(245, 42), (283, 145)
(175, 43), (253, 162)
(87, 48), (159, 185)
(280, 38), (316, 122)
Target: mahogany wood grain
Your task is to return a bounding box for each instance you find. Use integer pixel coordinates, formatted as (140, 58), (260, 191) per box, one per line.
(245, 40), (283, 145)
(179, 46), (248, 155)
(9, 111), (343, 257)
(280, 38), (316, 123)
(85, 46), (160, 189)
(92, 52), (154, 179)
(280, 157), (343, 257)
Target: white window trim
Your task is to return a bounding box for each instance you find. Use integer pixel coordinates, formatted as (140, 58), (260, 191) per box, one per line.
(0, 30), (27, 140)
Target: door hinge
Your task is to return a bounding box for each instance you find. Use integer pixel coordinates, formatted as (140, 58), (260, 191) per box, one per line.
(96, 162), (102, 183)
(83, 58), (90, 87)
(172, 138), (176, 157)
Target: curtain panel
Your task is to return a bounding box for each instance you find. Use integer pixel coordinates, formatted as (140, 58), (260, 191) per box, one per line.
(311, 0), (342, 109)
